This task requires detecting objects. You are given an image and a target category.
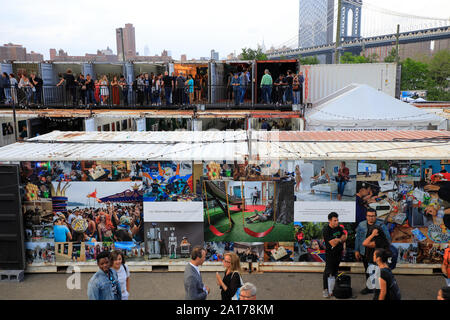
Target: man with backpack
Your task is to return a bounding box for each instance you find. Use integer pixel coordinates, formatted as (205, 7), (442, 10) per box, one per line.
(322, 212), (347, 298)
(355, 208), (392, 295)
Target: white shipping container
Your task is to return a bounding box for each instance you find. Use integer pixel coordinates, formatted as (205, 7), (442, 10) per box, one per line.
(301, 63), (398, 105)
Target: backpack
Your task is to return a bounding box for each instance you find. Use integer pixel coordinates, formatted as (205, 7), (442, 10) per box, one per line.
(388, 244), (398, 270)
(333, 273), (352, 299)
(231, 272), (244, 300)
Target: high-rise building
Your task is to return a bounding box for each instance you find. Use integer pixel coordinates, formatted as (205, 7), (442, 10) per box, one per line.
(211, 50), (219, 61)
(116, 23), (136, 61)
(0, 43), (27, 61)
(298, 0), (335, 48)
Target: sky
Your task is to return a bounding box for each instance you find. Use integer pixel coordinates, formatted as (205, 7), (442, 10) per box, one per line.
(1, 0), (449, 60)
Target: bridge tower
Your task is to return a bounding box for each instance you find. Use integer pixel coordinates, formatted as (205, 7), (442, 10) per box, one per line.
(340, 0), (363, 42)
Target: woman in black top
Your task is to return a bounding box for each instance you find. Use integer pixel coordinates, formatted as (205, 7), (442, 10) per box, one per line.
(374, 248), (401, 300)
(216, 252), (243, 300)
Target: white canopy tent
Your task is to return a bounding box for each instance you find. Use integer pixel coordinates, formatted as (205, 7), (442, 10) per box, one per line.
(306, 84), (446, 131)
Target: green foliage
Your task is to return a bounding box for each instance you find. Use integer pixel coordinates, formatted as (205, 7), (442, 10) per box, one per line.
(399, 50), (450, 101)
(384, 48), (398, 63)
(241, 47), (268, 61)
(400, 58), (429, 90)
(339, 52), (379, 64)
(298, 55), (320, 65)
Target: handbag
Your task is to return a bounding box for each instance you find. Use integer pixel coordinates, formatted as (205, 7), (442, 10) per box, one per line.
(231, 272), (244, 300)
(81, 85), (87, 90)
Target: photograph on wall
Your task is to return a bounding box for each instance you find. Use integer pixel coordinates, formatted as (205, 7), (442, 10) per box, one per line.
(264, 242), (294, 262)
(391, 243), (418, 265)
(141, 161), (200, 201)
(357, 160), (421, 182)
(51, 181), (144, 245)
(283, 160), (356, 201)
(55, 242), (114, 263)
(2, 122), (14, 136)
(203, 180), (294, 242)
(293, 221), (356, 263)
(25, 242), (55, 266)
(111, 161), (142, 181)
(205, 160), (281, 181)
(78, 161), (113, 181)
(51, 161), (82, 181)
(233, 242), (264, 263)
(144, 222), (204, 260)
(354, 159), (450, 264)
(204, 242), (235, 262)
(416, 242), (448, 264)
(114, 241), (146, 261)
(20, 162), (54, 242)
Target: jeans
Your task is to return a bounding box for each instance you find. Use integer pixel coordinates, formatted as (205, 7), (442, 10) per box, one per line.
(144, 87), (151, 104)
(4, 88), (11, 103)
(233, 88), (240, 105)
(240, 86), (247, 104)
(337, 181), (347, 196)
(87, 89), (94, 104)
(164, 87), (172, 105)
(293, 90), (300, 105)
(285, 86), (293, 103)
(261, 85), (272, 104)
(323, 253), (341, 290)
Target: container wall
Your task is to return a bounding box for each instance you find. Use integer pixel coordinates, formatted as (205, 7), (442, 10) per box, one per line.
(301, 63), (397, 104)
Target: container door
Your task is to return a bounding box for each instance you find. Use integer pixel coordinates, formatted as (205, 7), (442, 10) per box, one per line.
(0, 164), (25, 271)
(0, 63), (13, 76)
(210, 62), (216, 104)
(168, 63), (174, 75)
(40, 63), (57, 104)
(252, 61), (257, 105)
(83, 63), (95, 80)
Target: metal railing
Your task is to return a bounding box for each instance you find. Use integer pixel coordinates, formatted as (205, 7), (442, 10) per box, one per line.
(0, 84), (300, 110)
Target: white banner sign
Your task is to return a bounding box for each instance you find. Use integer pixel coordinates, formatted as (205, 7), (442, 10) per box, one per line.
(294, 201), (355, 222)
(144, 202), (203, 222)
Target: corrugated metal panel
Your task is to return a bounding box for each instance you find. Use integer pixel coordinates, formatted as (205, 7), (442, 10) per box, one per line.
(252, 141), (450, 160)
(0, 131), (248, 161)
(1, 130), (448, 162)
(253, 130), (450, 142)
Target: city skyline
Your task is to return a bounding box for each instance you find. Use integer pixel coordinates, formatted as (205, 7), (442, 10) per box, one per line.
(0, 0), (449, 61)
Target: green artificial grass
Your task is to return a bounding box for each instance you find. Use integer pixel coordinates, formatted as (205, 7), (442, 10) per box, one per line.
(204, 208), (294, 242)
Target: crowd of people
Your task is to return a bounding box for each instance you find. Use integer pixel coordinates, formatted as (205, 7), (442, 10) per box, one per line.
(0, 72), (43, 105)
(260, 69), (305, 105)
(53, 202), (144, 244)
(1, 68), (307, 107)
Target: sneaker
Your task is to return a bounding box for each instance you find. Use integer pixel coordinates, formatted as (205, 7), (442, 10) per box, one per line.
(360, 287), (374, 295)
(323, 289), (329, 298)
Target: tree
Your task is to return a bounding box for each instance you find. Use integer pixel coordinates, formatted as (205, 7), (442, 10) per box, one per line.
(240, 47), (268, 61)
(340, 52), (370, 64)
(428, 50), (450, 88)
(384, 48), (398, 63)
(298, 55), (320, 65)
(400, 58), (429, 90)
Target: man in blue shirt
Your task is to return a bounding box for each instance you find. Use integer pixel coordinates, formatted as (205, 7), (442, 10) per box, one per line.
(87, 251), (122, 300)
(231, 73), (240, 106)
(53, 217), (72, 242)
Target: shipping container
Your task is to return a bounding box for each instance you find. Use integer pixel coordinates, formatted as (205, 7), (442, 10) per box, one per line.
(210, 60), (254, 106)
(254, 60), (299, 104)
(301, 63), (398, 105)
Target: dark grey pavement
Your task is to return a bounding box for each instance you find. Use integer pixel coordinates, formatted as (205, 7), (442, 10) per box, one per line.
(0, 272), (445, 300)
